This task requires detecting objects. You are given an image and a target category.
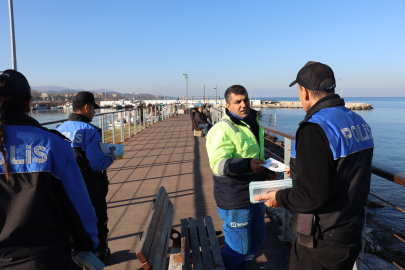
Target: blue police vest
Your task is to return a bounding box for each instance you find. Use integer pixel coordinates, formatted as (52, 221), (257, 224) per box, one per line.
(291, 106), (374, 159)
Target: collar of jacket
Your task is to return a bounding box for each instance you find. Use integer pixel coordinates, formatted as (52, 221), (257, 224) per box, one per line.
(3, 113), (70, 141)
(225, 108), (259, 127)
(300, 94), (345, 126)
(68, 113), (91, 122)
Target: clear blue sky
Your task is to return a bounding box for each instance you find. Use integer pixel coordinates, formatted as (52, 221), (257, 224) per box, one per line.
(1, 0), (404, 97)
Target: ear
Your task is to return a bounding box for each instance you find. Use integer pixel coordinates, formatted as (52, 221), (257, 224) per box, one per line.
(83, 103), (90, 113)
(225, 102), (230, 110)
(303, 87), (310, 101)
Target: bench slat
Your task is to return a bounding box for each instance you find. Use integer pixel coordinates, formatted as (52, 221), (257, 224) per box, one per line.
(188, 218), (203, 270)
(205, 216), (226, 270)
(181, 219), (192, 270)
(148, 195), (174, 269)
(196, 217), (215, 270)
(155, 202), (175, 270)
(137, 186), (167, 264)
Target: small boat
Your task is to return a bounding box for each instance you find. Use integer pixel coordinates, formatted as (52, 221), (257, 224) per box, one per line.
(63, 103), (73, 109)
(32, 104), (50, 111)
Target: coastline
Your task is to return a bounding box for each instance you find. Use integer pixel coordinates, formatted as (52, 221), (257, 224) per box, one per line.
(251, 101), (373, 110)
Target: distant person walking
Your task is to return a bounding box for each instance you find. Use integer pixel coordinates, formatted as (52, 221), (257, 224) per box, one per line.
(56, 91), (116, 261)
(255, 62), (374, 270)
(0, 70), (99, 269)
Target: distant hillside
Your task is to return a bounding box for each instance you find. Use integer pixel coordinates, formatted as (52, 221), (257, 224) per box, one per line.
(31, 86), (119, 94)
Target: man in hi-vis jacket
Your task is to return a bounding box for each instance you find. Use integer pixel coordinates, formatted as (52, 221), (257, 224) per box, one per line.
(57, 91), (115, 261)
(256, 62), (374, 270)
(206, 85), (268, 270)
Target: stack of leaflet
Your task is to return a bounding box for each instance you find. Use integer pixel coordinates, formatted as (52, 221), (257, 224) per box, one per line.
(72, 251), (105, 270)
(249, 180), (292, 204)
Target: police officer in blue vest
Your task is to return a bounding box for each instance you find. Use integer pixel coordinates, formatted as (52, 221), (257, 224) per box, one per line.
(255, 62), (374, 270)
(0, 70), (99, 269)
(56, 91), (115, 261)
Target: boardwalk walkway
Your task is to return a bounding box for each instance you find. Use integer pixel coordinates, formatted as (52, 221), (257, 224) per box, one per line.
(104, 115), (290, 270)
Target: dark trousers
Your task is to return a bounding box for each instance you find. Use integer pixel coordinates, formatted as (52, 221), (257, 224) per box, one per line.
(90, 195), (109, 252)
(289, 238), (361, 270)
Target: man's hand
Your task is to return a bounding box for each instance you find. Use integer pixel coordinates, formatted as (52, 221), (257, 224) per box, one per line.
(206, 123), (209, 126)
(254, 191), (280, 208)
(250, 159), (266, 174)
(109, 147), (117, 160)
(285, 167), (291, 177)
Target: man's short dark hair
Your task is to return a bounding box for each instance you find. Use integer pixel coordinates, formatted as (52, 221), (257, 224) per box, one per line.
(225, 85), (248, 104)
(300, 78), (335, 99)
(73, 100), (92, 112)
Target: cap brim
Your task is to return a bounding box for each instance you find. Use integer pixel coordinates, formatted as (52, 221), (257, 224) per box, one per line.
(93, 102), (101, 109)
(289, 80), (297, 87)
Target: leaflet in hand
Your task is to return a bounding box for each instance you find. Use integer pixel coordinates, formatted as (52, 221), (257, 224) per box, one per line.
(99, 143), (124, 159)
(260, 158), (289, 172)
(72, 251), (105, 270)
(249, 180), (292, 203)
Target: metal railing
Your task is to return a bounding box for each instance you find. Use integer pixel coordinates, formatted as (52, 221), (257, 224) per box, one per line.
(210, 107), (405, 270)
(40, 104), (175, 144)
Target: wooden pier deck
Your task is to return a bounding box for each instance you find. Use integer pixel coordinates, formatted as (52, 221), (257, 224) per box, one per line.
(104, 114), (290, 270)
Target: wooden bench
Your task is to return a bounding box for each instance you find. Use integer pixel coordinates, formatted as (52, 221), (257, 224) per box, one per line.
(137, 186), (225, 270)
(193, 120), (204, 137)
(136, 186), (176, 270)
(168, 217), (225, 270)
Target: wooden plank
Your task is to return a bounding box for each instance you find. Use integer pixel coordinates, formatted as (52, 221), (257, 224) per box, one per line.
(148, 195), (171, 269)
(181, 219), (192, 270)
(205, 216), (225, 270)
(196, 217), (214, 270)
(155, 202), (175, 270)
(137, 186), (167, 263)
(188, 218), (203, 270)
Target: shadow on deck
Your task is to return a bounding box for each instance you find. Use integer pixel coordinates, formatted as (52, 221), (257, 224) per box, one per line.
(104, 115), (290, 270)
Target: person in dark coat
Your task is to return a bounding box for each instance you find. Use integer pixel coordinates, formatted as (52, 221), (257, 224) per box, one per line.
(0, 70), (99, 269)
(194, 106), (212, 135)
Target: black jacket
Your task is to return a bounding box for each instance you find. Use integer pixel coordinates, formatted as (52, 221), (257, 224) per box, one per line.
(276, 95), (374, 244)
(0, 114), (98, 269)
(193, 111), (208, 126)
(57, 113), (111, 197)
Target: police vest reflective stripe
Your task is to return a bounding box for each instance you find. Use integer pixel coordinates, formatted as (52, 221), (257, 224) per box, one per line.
(291, 106), (374, 159)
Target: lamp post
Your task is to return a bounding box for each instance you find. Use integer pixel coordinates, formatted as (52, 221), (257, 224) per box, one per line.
(162, 86), (165, 101)
(338, 78), (342, 97)
(8, 0), (17, 70)
(182, 74), (188, 108)
(214, 85), (217, 105)
(202, 85), (205, 103)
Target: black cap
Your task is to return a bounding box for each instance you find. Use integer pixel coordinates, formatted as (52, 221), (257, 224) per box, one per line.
(73, 91), (100, 109)
(289, 61), (336, 91)
(0, 69), (31, 95)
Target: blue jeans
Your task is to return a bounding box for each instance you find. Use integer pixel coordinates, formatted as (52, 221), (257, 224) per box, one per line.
(198, 124), (211, 135)
(217, 203), (266, 270)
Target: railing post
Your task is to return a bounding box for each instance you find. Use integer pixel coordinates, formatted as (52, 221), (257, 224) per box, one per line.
(134, 109), (137, 135)
(353, 206), (366, 270)
(121, 111), (124, 142)
(143, 109), (146, 129)
(100, 115), (105, 143)
(279, 137), (293, 242)
(112, 112), (116, 144)
(128, 110), (131, 138)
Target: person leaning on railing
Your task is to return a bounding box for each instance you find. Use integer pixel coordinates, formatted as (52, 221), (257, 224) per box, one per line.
(194, 106), (212, 135)
(0, 70), (99, 269)
(255, 62), (374, 270)
(206, 85), (275, 270)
